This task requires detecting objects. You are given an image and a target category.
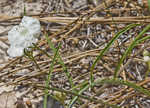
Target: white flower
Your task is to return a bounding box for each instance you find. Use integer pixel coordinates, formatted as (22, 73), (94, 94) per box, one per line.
(7, 16), (41, 57)
(20, 16), (41, 37)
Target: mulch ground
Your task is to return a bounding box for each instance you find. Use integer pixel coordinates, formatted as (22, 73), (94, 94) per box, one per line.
(0, 0), (150, 108)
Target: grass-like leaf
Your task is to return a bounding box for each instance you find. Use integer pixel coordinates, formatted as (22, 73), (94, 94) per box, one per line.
(95, 78), (150, 96)
(148, 0), (150, 11)
(23, 4), (26, 16)
(44, 42), (61, 108)
(68, 83), (120, 108)
(24, 48), (41, 70)
(136, 35), (150, 44)
(90, 24), (139, 87)
(68, 24), (138, 108)
(35, 84), (120, 108)
(69, 84), (89, 108)
(45, 34), (74, 88)
(114, 24), (150, 79)
(32, 43), (52, 58)
(137, 35), (150, 78)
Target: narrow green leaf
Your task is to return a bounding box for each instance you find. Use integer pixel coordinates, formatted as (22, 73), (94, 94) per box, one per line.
(24, 4), (26, 16)
(24, 49), (40, 70)
(90, 24), (139, 86)
(69, 84), (89, 108)
(32, 43), (52, 58)
(135, 35), (150, 78)
(114, 24), (150, 78)
(95, 78), (150, 96)
(137, 35), (150, 44)
(68, 83), (119, 108)
(44, 43), (61, 108)
(148, 0), (150, 11)
(45, 34), (74, 88)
